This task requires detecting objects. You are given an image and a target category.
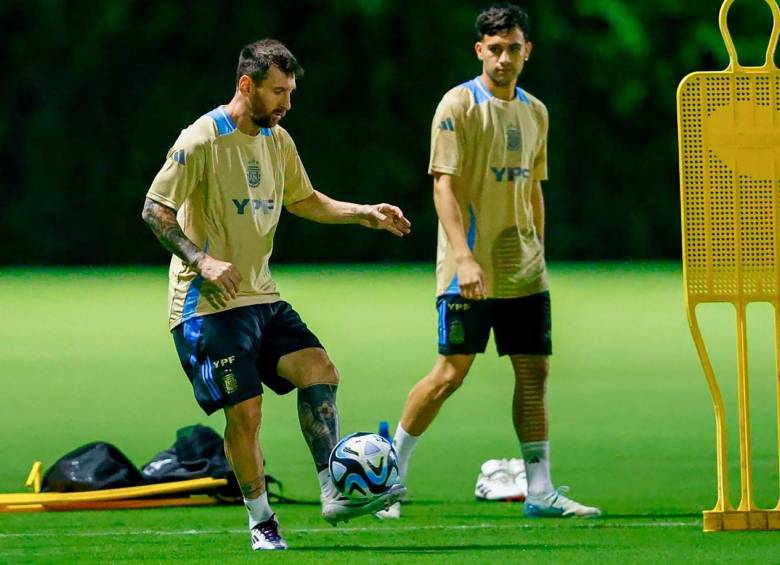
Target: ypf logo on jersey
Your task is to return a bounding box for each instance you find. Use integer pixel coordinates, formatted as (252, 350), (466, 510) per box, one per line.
(246, 159), (262, 188)
(491, 166), (530, 182)
(506, 126), (521, 152)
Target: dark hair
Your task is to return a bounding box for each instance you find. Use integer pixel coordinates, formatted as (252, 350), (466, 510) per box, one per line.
(236, 39), (304, 84)
(475, 3), (531, 41)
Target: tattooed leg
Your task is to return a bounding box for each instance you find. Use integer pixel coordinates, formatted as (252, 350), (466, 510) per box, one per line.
(276, 348), (340, 472)
(297, 384), (340, 471)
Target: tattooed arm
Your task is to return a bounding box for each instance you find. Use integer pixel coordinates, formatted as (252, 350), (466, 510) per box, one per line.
(141, 197), (204, 266)
(141, 197), (242, 308)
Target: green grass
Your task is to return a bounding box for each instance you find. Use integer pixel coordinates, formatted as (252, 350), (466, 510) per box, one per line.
(1, 262), (779, 563)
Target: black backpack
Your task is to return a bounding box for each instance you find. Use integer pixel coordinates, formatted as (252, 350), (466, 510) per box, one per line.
(42, 442), (143, 492)
(140, 425), (310, 504)
(141, 424), (231, 482)
(40, 426), (305, 504)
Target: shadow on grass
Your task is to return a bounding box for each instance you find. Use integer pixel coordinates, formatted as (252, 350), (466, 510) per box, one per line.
(596, 513), (700, 519)
(294, 543), (601, 553)
(450, 512), (701, 521)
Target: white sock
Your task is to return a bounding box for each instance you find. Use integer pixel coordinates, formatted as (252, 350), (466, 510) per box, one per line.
(244, 492), (273, 528)
(318, 468), (337, 500)
(393, 424), (419, 481)
(521, 440), (554, 497)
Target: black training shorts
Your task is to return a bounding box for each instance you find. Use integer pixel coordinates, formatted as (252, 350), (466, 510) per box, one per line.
(172, 301), (323, 415)
(436, 291), (552, 357)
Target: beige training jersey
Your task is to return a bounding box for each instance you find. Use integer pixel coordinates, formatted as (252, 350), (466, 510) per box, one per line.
(146, 107), (314, 329)
(429, 77), (549, 298)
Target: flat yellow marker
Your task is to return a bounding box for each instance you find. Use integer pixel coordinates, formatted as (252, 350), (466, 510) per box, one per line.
(0, 496), (221, 513)
(0, 477), (228, 506)
(678, 0), (780, 532)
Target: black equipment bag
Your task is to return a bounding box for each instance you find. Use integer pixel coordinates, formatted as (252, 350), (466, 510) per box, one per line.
(141, 424), (231, 482)
(41, 442), (143, 492)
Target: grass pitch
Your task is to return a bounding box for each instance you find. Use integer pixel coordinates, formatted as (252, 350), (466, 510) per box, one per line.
(1, 263), (779, 563)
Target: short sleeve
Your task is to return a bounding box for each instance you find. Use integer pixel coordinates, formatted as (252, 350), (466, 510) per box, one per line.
(532, 102), (549, 182)
(428, 94), (465, 177)
(146, 129), (207, 210)
(279, 129), (315, 206)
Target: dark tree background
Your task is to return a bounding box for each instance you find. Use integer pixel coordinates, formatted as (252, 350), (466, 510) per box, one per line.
(0, 0), (775, 265)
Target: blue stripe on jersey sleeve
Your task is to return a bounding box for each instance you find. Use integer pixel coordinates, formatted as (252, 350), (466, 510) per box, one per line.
(464, 77), (492, 105)
(515, 87), (531, 105)
(462, 78), (531, 105)
(206, 106), (237, 136)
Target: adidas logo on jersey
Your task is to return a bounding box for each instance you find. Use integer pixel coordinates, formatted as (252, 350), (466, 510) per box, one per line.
(171, 149), (186, 166)
(438, 117), (455, 132)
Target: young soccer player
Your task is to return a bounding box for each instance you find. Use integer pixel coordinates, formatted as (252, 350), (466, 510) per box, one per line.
(142, 39), (410, 550)
(379, 3), (600, 519)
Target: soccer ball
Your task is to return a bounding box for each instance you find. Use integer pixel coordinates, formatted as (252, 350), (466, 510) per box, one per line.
(329, 432), (399, 500)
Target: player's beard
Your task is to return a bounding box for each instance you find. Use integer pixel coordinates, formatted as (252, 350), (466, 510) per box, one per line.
(250, 113), (275, 128)
(248, 95), (281, 128)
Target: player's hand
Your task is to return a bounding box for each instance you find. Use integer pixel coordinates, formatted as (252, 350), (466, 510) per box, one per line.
(456, 255), (487, 300)
(196, 255), (242, 309)
(358, 204), (412, 237)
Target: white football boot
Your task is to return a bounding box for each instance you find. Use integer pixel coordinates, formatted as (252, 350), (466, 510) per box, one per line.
(322, 482), (407, 525)
(474, 458), (527, 502)
(523, 486), (602, 517)
(249, 514), (287, 550)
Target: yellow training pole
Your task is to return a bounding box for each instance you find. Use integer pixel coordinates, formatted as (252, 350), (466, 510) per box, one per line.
(688, 305), (731, 514)
(25, 462), (42, 494)
(735, 302), (754, 512)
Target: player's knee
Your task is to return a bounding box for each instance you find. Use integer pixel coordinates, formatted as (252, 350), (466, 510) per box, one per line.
(319, 357), (339, 386)
(433, 363), (468, 397)
(225, 398), (262, 437)
(281, 348), (339, 388)
(298, 355), (339, 387)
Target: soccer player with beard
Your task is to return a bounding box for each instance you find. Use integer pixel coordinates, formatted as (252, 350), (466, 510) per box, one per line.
(378, 3), (601, 519)
(142, 39), (409, 551)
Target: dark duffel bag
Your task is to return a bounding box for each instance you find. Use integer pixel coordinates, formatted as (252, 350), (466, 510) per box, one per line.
(42, 442), (143, 492)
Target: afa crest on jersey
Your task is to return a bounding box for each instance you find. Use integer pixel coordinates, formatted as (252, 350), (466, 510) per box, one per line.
(506, 127), (521, 152)
(246, 159), (262, 188)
